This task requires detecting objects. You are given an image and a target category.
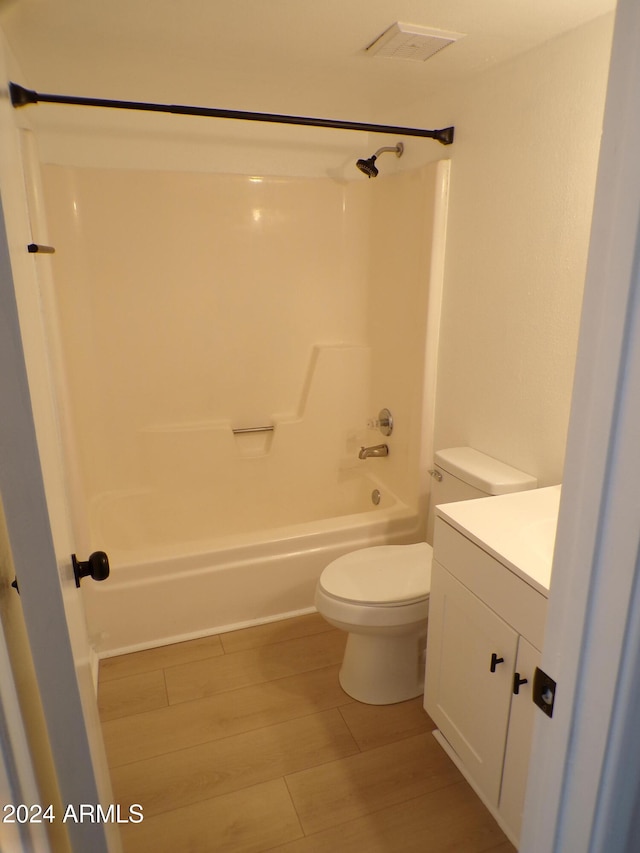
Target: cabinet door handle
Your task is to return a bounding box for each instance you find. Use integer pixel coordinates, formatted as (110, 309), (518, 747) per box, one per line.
(513, 672), (529, 694)
(490, 653), (505, 673)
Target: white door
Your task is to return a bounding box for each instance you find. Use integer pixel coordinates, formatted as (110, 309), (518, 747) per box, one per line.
(499, 635), (540, 842)
(425, 562), (518, 804)
(0, 606), (51, 853)
(0, 43), (121, 853)
(521, 0), (640, 850)
(0, 201), (120, 853)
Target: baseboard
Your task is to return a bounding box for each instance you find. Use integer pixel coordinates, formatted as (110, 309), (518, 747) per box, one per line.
(89, 644), (100, 694)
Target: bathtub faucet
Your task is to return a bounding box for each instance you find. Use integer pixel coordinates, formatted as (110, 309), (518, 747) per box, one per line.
(358, 444), (389, 460)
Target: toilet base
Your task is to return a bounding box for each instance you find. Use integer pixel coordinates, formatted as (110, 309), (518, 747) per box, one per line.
(338, 625), (428, 705)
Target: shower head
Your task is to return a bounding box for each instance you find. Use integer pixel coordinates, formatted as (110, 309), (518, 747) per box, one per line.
(356, 142), (404, 178)
(355, 156), (379, 178)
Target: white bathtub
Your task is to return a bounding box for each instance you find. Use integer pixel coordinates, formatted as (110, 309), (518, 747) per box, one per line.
(83, 473), (423, 656)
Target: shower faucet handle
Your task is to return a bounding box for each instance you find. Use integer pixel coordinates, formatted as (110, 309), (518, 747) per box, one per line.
(367, 408), (393, 437)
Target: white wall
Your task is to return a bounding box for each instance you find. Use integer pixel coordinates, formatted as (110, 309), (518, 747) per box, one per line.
(377, 15), (614, 485)
(26, 14), (613, 510)
(433, 16), (614, 484)
(38, 159), (444, 552)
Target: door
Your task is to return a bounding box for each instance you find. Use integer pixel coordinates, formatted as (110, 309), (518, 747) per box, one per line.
(425, 561), (518, 803)
(499, 635), (540, 842)
(0, 45), (120, 852)
(521, 0), (640, 849)
(0, 199), (120, 853)
(0, 579), (51, 853)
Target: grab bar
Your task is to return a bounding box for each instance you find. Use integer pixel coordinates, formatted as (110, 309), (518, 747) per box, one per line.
(232, 425), (275, 435)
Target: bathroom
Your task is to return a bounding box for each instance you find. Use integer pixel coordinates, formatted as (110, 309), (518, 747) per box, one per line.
(0, 1), (618, 851)
(2, 4), (613, 655)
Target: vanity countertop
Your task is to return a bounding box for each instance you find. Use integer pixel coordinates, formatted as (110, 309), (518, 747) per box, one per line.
(435, 484), (561, 597)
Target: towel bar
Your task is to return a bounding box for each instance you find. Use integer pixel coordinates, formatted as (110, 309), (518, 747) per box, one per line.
(232, 425), (275, 435)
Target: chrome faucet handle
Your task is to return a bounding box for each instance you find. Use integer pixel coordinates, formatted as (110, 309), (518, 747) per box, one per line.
(367, 408), (393, 437)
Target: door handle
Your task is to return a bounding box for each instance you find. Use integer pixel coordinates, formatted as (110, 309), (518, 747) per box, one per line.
(72, 552), (110, 587)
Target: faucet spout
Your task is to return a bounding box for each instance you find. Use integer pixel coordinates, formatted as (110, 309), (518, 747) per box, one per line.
(359, 444), (389, 460)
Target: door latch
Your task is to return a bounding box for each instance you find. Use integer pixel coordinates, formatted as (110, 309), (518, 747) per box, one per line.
(533, 666), (557, 717)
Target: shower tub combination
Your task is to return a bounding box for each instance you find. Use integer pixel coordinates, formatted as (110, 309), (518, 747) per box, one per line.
(35, 141), (449, 658)
(81, 343), (424, 655)
(83, 464), (422, 656)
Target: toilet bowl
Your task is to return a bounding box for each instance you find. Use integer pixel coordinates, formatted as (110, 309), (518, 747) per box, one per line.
(315, 542), (432, 705)
(315, 447), (538, 705)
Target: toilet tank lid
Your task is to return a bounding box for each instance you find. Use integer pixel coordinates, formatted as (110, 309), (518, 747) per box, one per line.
(434, 447), (537, 495)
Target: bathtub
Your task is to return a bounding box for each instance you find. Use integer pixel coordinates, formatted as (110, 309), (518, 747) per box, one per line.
(82, 472), (424, 657)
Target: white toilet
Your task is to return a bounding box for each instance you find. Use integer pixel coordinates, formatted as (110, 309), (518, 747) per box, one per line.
(315, 447), (537, 704)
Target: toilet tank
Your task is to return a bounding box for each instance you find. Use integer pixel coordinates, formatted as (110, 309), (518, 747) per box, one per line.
(426, 447), (537, 543)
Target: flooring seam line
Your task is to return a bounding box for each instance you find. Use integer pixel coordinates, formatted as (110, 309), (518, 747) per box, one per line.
(105, 707), (360, 770)
(164, 663), (346, 706)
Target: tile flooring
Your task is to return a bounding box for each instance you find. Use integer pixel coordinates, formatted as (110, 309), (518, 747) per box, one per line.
(98, 613), (516, 852)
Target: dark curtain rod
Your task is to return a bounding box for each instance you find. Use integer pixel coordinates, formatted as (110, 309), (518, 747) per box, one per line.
(9, 82), (454, 144)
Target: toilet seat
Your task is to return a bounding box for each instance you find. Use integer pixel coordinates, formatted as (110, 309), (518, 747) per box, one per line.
(315, 542), (433, 702)
(318, 542), (432, 606)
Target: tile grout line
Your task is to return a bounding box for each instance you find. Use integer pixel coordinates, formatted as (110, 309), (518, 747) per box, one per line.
(106, 710), (363, 787)
(97, 614), (516, 852)
(219, 626), (336, 656)
(162, 658), (347, 707)
(102, 694), (357, 771)
(337, 704), (365, 753)
(98, 663), (353, 731)
(161, 666), (170, 708)
(100, 617), (336, 681)
(281, 774), (308, 841)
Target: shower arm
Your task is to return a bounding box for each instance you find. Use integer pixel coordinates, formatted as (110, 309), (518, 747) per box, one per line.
(9, 83), (454, 144)
(372, 145), (402, 158)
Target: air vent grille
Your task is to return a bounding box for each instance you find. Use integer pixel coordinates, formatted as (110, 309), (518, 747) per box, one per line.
(366, 22), (465, 62)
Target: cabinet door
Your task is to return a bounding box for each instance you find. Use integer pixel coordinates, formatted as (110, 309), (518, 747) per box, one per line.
(425, 562), (518, 803)
(499, 635), (540, 841)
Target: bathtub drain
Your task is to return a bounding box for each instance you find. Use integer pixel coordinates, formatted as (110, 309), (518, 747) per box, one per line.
(371, 489), (382, 506)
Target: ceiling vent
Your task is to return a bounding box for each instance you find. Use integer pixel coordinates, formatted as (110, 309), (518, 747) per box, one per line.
(365, 22), (465, 62)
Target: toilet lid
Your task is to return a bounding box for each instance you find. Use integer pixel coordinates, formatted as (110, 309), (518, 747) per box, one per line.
(319, 542), (432, 605)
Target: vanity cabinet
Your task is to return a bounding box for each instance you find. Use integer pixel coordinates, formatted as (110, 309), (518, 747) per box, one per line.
(424, 517), (547, 845)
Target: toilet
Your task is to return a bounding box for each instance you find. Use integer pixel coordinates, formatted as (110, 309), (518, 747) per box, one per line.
(315, 447), (537, 704)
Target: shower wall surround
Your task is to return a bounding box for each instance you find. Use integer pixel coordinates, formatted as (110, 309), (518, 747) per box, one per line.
(41, 162), (443, 559)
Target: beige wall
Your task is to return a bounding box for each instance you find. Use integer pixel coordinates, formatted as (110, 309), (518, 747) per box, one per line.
(427, 16), (614, 484)
(367, 164), (442, 508)
(40, 161), (444, 550)
(42, 167), (370, 497)
(35, 14), (613, 528)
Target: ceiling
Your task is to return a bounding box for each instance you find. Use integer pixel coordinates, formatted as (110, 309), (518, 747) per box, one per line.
(1, 0), (616, 125)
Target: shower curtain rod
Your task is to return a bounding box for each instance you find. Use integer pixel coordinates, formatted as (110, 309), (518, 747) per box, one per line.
(9, 82), (454, 144)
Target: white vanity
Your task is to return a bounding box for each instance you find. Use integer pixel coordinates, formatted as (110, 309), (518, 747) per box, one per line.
(424, 485), (560, 847)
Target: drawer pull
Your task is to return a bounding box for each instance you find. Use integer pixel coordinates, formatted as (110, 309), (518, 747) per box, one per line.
(513, 673), (529, 695)
(490, 653), (505, 673)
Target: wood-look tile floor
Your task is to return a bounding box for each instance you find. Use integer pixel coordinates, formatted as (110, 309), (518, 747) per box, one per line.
(98, 613), (517, 853)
